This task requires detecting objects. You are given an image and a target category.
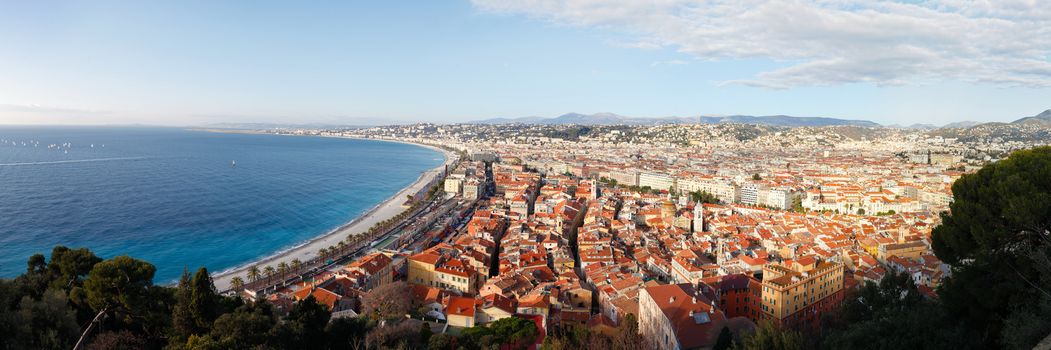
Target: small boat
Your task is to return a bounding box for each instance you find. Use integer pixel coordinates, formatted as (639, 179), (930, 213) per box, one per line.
(231, 160), (236, 167)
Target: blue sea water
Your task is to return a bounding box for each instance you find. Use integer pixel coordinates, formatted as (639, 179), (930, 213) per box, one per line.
(0, 127), (443, 283)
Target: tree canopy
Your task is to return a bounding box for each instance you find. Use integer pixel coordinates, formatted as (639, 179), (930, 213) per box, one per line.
(689, 190), (721, 205)
(931, 146), (1051, 348)
(460, 316), (538, 350)
(819, 272), (966, 349)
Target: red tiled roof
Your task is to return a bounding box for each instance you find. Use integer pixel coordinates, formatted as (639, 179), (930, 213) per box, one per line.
(447, 296), (477, 317)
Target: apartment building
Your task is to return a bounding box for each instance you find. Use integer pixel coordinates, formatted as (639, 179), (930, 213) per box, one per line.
(759, 261), (845, 330)
(639, 283), (727, 350)
(737, 183), (768, 206)
(639, 172), (676, 191)
(408, 245), (483, 294)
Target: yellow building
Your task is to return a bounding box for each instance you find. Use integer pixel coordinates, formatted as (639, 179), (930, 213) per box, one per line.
(760, 261), (845, 330)
(859, 237), (880, 258)
(877, 241), (927, 263)
(408, 245), (482, 294)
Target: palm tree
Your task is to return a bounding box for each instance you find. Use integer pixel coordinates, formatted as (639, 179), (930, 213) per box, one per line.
(247, 265), (260, 282)
(318, 247), (329, 258)
(277, 262), (289, 276)
(263, 265), (275, 283)
(291, 258), (302, 273)
(230, 277), (245, 290)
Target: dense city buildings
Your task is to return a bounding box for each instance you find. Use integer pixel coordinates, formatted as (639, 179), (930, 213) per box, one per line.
(235, 121), (1051, 348)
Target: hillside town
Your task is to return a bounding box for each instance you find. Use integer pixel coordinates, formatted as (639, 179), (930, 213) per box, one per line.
(221, 122), (1051, 349)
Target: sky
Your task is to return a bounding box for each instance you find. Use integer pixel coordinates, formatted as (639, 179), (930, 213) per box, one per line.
(0, 0), (1049, 126)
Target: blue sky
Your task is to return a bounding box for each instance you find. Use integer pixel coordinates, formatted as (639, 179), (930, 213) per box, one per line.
(1, 1), (1049, 126)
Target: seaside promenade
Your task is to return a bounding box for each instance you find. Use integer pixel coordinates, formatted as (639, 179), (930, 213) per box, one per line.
(211, 139), (457, 291)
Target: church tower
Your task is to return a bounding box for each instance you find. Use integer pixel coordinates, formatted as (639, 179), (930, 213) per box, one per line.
(693, 203), (705, 233)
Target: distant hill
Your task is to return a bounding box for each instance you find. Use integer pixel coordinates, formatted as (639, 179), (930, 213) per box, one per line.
(950, 109), (1051, 130)
(1012, 109), (1051, 126)
(941, 121), (982, 129)
(473, 112), (880, 127)
(886, 123), (939, 130)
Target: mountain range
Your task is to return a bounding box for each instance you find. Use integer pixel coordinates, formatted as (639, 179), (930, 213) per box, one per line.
(1011, 109), (1051, 126)
(473, 112), (881, 127)
(205, 110), (1051, 130)
(473, 110), (1051, 129)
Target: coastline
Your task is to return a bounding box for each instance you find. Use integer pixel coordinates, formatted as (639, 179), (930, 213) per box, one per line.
(209, 131), (455, 291)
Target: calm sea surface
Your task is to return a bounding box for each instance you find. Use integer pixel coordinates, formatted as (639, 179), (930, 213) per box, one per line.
(0, 127), (443, 282)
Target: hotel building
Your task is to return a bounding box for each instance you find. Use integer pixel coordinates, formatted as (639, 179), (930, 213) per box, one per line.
(759, 260), (845, 330)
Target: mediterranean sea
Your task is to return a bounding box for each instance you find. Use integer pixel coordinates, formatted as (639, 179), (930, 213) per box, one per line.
(0, 127), (443, 282)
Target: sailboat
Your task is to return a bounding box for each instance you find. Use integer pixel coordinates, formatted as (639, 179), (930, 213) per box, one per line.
(231, 160), (236, 167)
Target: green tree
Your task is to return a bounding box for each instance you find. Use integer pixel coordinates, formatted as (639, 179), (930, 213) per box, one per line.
(171, 267), (220, 341)
(791, 196), (805, 213)
(326, 317), (370, 350)
(820, 272), (965, 349)
(460, 316), (538, 350)
(428, 333), (454, 350)
(46, 246), (102, 290)
(171, 269), (196, 340)
(14, 289), (80, 349)
(714, 326), (732, 350)
(289, 295), (331, 332)
(262, 266), (275, 283)
(419, 321), (434, 344)
(189, 268), (219, 329)
(78, 255), (157, 327)
(737, 321), (802, 350)
(190, 300), (278, 350)
(246, 266), (260, 282)
(270, 295), (332, 349)
(689, 190), (720, 204)
(27, 253), (46, 275)
(931, 146), (1051, 348)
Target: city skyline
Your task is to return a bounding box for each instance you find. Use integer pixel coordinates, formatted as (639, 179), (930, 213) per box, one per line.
(1, 1), (1050, 126)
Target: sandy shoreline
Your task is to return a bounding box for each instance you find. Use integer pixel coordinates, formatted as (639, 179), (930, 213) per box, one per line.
(209, 133), (455, 291)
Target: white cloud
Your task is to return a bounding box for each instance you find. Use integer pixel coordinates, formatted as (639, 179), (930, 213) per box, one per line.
(471, 0), (1051, 88)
